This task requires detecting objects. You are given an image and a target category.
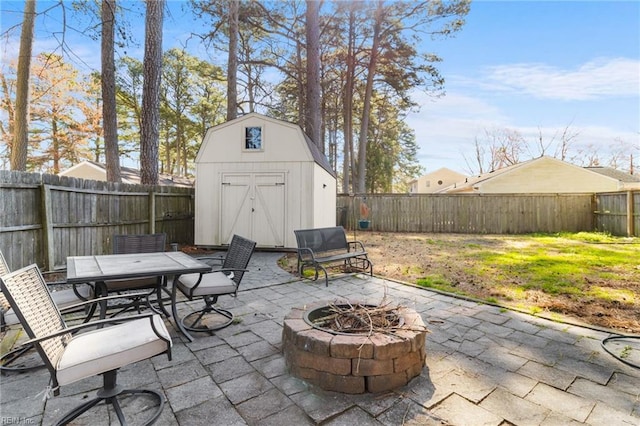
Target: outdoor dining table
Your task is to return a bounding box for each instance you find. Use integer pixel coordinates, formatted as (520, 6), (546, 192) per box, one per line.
(66, 251), (212, 338)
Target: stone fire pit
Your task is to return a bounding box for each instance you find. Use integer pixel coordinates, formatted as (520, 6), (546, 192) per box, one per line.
(282, 301), (428, 394)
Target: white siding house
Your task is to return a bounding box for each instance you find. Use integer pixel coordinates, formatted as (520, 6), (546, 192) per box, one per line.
(194, 113), (336, 248)
(437, 156), (625, 194)
(59, 160), (193, 187)
(409, 168), (467, 193)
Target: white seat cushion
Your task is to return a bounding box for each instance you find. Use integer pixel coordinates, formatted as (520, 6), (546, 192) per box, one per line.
(56, 315), (171, 386)
(177, 272), (237, 298)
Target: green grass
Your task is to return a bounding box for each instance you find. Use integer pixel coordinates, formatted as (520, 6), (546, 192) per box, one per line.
(461, 233), (639, 302)
(416, 274), (465, 295)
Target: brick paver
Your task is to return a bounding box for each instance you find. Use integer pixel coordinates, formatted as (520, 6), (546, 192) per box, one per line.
(1, 252), (638, 425)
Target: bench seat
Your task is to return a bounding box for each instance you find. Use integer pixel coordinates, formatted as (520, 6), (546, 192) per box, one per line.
(294, 226), (373, 286)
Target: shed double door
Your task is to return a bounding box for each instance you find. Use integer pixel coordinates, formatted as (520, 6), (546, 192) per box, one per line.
(220, 172), (285, 247)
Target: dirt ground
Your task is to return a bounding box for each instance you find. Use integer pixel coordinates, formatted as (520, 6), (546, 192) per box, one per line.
(280, 232), (640, 334)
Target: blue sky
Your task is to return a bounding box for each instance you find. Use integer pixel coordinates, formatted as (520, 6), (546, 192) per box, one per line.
(407, 0), (640, 174)
(1, 1), (639, 176)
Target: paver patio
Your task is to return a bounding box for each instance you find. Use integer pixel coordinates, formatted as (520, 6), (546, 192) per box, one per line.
(1, 252), (638, 425)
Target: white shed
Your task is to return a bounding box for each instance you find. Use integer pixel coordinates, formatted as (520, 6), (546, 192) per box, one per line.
(194, 113), (337, 248)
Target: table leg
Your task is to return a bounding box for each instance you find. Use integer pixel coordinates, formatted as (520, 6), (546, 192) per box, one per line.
(171, 275), (194, 342)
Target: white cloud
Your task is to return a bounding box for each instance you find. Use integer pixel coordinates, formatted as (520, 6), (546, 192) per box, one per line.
(407, 93), (513, 173)
(407, 86), (640, 174)
(482, 57), (640, 101)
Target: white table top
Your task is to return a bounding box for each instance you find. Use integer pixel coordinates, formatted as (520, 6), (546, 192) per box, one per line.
(66, 251), (211, 283)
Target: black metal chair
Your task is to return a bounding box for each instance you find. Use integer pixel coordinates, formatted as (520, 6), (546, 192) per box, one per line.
(1, 264), (172, 425)
(172, 234), (256, 341)
(102, 233), (169, 317)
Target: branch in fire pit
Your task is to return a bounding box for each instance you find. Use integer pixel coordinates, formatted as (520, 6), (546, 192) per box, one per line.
(311, 299), (429, 336)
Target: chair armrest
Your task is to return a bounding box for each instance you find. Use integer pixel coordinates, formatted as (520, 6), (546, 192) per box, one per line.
(347, 240), (366, 252)
(22, 312), (158, 346)
(194, 255), (225, 261)
(297, 247), (316, 261)
(56, 292), (150, 313)
(194, 256), (224, 268)
(45, 280), (68, 287)
(208, 267), (248, 274)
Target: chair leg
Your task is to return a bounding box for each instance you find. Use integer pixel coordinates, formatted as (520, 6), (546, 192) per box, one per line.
(55, 370), (164, 426)
(180, 295), (234, 334)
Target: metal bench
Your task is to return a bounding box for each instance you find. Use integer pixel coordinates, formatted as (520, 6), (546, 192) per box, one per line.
(294, 226), (373, 286)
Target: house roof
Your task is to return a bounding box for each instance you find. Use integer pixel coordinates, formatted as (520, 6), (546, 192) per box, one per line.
(409, 167), (467, 185)
(61, 161), (194, 187)
(436, 156), (622, 193)
(584, 166), (640, 182)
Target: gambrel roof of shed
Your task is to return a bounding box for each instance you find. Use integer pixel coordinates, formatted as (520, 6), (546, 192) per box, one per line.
(302, 132), (336, 177)
(197, 113), (335, 178)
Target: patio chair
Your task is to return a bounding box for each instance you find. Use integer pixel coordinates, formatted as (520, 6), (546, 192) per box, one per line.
(0, 251), (95, 373)
(172, 234), (256, 340)
(102, 233), (169, 316)
(0, 264), (172, 425)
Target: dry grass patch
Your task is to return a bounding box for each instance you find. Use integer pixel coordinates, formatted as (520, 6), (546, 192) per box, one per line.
(282, 231), (640, 333)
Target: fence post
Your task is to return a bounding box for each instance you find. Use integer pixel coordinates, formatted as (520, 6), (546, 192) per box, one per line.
(627, 191), (634, 237)
(149, 190), (156, 234)
(41, 184), (55, 270)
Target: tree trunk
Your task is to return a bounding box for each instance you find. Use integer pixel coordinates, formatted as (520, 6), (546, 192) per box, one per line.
(11, 0), (36, 171)
(342, 5), (356, 193)
(356, 1), (383, 193)
(227, 0), (238, 121)
(141, 0), (164, 185)
(305, 0), (322, 151)
(102, 0), (122, 182)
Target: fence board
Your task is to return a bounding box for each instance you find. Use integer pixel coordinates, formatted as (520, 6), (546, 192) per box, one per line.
(2, 169), (636, 271)
(0, 170), (195, 271)
(338, 193), (596, 235)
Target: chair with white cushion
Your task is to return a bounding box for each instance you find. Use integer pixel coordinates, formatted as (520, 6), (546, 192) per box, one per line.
(172, 234), (256, 341)
(0, 251), (95, 373)
(1, 264), (172, 425)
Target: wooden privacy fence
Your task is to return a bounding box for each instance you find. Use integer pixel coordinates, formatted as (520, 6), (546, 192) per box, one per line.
(594, 191), (638, 237)
(337, 192), (638, 236)
(2, 169), (637, 272)
(0, 170), (194, 271)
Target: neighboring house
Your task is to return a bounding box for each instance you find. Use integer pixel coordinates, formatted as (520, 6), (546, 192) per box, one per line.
(194, 112), (337, 248)
(436, 156), (627, 194)
(409, 167), (467, 193)
(59, 160), (193, 187)
(585, 166), (640, 190)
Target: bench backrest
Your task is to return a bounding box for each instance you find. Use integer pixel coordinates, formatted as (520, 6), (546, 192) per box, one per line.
(294, 227), (348, 253)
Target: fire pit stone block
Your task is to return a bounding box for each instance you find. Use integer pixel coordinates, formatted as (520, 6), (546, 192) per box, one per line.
(282, 302), (427, 394)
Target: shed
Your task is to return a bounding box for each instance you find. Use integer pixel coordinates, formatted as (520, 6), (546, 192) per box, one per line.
(194, 113), (337, 248)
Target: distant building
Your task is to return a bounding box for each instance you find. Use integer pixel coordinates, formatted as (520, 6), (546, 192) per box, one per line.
(409, 167), (467, 194)
(59, 160), (193, 187)
(435, 156), (634, 194)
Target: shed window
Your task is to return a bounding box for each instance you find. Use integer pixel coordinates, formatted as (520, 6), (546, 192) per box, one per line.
(244, 126), (263, 150)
